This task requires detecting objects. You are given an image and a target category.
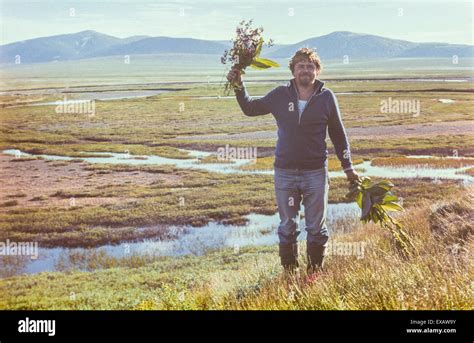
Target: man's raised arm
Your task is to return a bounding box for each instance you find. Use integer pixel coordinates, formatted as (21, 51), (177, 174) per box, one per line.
(227, 68), (272, 117)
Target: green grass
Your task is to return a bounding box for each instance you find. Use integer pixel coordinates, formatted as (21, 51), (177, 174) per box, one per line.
(0, 81), (471, 248)
(1, 81), (473, 167)
(1, 55), (472, 91)
(238, 156), (366, 171)
(0, 157), (463, 247)
(1, 185), (471, 310)
(1, 82), (473, 147)
(0, 73), (473, 309)
(168, 134), (474, 158)
(372, 156), (474, 168)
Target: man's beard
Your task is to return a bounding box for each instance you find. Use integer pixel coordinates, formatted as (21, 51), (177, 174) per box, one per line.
(298, 74), (313, 87)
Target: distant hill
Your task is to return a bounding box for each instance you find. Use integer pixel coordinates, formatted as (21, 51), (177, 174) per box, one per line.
(265, 31), (473, 59)
(89, 37), (227, 57)
(0, 30), (123, 63)
(1, 30), (472, 64)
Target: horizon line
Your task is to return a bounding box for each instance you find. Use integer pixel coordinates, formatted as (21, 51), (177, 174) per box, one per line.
(2, 29), (473, 47)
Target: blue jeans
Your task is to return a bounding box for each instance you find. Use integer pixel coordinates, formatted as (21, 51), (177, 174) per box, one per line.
(274, 166), (329, 246)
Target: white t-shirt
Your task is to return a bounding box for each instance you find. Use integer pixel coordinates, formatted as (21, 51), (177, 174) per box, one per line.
(298, 99), (308, 119)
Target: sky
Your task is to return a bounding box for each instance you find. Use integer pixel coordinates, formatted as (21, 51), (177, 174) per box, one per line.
(0, 0), (473, 46)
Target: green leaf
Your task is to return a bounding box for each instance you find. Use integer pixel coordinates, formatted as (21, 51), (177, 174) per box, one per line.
(355, 192), (363, 208)
(380, 202), (404, 212)
(372, 207), (382, 223)
(251, 57), (280, 68)
(375, 180), (394, 191)
(345, 175), (413, 257)
(361, 177), (372, 188)
(382, 194), (398, 203)
(249, 60), (272, 69)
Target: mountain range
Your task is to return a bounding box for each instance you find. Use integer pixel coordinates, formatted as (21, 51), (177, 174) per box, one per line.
(1, 30), (472, 64)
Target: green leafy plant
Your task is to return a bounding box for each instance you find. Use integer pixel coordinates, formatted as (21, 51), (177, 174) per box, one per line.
(221, 19), (280, 94)
(346, 176), (415, 258)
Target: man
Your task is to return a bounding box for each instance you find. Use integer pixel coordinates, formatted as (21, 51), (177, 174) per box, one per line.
(227, 47), (359, 275)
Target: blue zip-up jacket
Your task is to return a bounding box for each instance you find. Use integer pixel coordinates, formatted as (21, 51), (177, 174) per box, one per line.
(234, 78), (354, 172)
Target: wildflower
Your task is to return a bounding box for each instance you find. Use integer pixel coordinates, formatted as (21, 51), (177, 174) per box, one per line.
(221, 19), (280, 94)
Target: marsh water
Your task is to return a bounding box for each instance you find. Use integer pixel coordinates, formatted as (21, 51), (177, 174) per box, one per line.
(3, 148), (473, 181)
(0, 202), (360, 277)
(1, 147), (472, 277)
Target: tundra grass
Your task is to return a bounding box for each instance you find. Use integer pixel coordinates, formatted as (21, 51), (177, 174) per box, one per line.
(0, 186), (471, 310)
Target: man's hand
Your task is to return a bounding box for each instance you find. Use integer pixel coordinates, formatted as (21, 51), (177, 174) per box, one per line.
(226, 67), (242, 86)
(345, 169), (360, 184)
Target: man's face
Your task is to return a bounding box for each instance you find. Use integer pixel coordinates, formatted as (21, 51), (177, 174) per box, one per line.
(292, 59), (318, 87)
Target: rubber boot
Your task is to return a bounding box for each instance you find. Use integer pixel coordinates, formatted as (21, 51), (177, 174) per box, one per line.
(307, 242), (326, 274)
(279, 242), (299, 272)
